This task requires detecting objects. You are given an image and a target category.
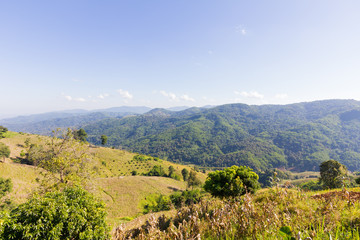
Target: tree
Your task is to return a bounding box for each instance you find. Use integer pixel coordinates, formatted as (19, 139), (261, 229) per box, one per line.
(204, 165), (260, 198)
(0, 143), (10, 162)
(181, 168), (189, 181)
(319, 160), (347, 189)
(0, 177), (12, 199)
(168, 166), (175, 177)
(187, 170), (201, 189)
(146, 165), (165, 176)
(74, 128), (88, 142)
(0, 126), (8, 138)
(26, 129), (92, 189)
(100, 135), (108, 145)
(1, 186), (109, 240)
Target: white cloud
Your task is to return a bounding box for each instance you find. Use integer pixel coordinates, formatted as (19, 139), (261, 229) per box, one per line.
(180, 94), (195, 102)
(275, 93), (288, 99)
(117, 89), (133, 99)
(160, 90), (177, 101)
(97, 93), (109, 99)
(75, 97), (86, 102)
(64, 95), (86, 102)
(239, 91), (264, 99)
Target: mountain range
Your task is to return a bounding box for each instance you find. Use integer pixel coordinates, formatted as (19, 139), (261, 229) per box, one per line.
(3, 100), (360, 171)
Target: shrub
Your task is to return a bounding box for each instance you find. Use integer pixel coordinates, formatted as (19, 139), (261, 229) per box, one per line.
(142, 194), (172, 214)
(1, 186), (109, 240)
(204, 165), (260, 198)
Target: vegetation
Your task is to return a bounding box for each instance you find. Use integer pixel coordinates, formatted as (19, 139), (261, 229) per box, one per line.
(0, 143), (10, 162)
(81, 100), (360, 171)
(181, 168), (189, 181)
(114, 187), (360, 239)
(0, 178), (12, 199)
(204, 165), (260, 198)
(1, 186), (109, 240)
(187, 170), (201, 189)
(100, 134), (108, 145)
(74, 128), (88, 142)
(320, 160), (348, 189)
(0, 131), (203, 227)
(0, 126), (8, 138)
(25, 129), (92, 190)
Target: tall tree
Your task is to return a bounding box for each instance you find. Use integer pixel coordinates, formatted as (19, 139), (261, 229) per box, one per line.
(168, 166), (175, 177)
(319, 160), (347, 189)
(187, 170), (201, 189)
(181, 168), (189, 181)
(100, 135), (108, 145)
(74, 128), (88, 142)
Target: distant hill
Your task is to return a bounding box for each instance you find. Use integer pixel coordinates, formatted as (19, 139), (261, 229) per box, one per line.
(81, 99), (360, 172)
(0, 106), (153, 135)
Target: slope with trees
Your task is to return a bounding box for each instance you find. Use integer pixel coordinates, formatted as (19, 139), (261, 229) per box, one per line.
(82, 100), (360, 171)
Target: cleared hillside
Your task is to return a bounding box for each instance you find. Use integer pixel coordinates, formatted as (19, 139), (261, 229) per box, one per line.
(0, 131), (205, 226)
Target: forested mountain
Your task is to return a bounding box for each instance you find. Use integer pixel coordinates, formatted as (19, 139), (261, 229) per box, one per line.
(83, 100), (360, 171)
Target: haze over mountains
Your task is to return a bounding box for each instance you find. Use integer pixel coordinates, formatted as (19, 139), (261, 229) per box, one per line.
(2, 99), (360, 172)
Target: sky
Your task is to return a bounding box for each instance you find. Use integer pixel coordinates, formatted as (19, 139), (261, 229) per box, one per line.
(1, 0), (360, 117)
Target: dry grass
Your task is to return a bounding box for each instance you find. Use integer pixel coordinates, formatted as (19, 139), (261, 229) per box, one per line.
(0, 131), (206, 230)
(113, 187), (360, 239)
(0, 162), (40, 205)
(95, 176), (187, 228)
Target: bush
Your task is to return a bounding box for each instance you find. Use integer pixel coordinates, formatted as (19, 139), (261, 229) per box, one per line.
(299, 180), (323, 191)
(204, 165), (260, 198)
(142, 194), (172, 214)
(1, 186), (109, 240)
(170, 189), (203, 208)
(319, 160), (347, 189)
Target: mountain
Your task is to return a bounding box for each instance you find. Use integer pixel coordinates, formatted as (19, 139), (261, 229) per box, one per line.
(82, 99), (360, 171)
(0, 106), (152, 135)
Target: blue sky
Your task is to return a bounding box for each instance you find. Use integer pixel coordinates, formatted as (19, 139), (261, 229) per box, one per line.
(1, 1), (360, 117)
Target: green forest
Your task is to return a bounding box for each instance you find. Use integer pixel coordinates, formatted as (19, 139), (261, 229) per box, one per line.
(81, 100), (360, 172)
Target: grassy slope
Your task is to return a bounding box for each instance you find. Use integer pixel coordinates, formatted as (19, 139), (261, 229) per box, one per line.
(0, 131), (206, 226)
(96, 176), (187, 227)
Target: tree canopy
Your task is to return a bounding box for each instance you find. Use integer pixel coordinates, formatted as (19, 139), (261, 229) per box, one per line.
(74, 128), (88, 142)
(319, 160), (347, 189)
(204, 165), (260, 198)
(26, 129), (91, 190)
(1, 186), (109, 240)
(100, 135), (108, 145)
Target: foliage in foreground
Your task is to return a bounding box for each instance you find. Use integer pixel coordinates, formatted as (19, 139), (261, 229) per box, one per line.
(114, 188), (360, 239)
(1, 186), (109, 240)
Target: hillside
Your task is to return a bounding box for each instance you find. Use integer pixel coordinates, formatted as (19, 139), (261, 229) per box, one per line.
(81, 99), (360, 171)
(0, 132), (204, 226)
